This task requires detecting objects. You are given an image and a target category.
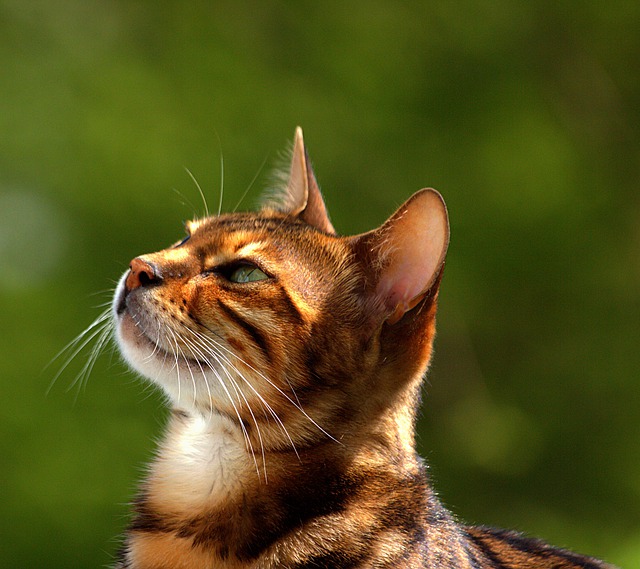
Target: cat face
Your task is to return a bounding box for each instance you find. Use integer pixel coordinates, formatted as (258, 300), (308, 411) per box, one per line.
(112, 128), (449, 450)
(113, 211), (360, 423)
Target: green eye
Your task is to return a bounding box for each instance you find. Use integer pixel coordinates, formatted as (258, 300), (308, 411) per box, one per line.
(228, 264), (269, 283)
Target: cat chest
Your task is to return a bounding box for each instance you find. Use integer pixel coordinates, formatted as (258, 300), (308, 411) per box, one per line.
(149, 413), (252, 512)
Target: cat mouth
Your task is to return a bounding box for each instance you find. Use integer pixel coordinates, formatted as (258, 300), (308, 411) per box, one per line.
(117, 309), (211, 371)
(113, 272), (218, 376)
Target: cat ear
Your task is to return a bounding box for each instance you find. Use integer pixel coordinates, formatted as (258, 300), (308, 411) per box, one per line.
(285, 127), (336, 234)
(358, 189), (450, 325)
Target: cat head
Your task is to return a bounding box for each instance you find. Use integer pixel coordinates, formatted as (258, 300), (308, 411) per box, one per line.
(113, 127), (449, 448)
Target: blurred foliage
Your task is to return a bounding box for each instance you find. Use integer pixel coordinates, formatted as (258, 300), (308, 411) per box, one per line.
(1, 1), (638, 567)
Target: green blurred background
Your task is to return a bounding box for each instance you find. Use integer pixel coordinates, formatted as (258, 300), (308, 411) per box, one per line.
(1, 1), (638, 567)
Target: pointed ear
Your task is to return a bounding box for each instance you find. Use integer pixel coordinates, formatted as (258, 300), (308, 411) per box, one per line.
(357, 189), (450, 325)
(284, 127), (336, 234)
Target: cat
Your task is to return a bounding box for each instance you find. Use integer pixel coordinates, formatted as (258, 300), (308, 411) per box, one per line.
(110, 127), (615, 568)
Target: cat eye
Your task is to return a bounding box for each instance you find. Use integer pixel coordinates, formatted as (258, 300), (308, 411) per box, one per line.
(227, 264), (269, 283)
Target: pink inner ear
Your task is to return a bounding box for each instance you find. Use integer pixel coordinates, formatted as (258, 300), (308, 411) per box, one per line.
(375, 190), (449, 321)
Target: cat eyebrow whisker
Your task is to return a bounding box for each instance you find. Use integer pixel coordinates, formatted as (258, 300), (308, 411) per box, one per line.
(184, 167), (210, 219)
(232, 154), (268, 213)
(217, 149), (224, 217)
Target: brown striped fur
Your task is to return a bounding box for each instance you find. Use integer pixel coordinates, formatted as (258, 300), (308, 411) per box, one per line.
(111, 128), (615, 568)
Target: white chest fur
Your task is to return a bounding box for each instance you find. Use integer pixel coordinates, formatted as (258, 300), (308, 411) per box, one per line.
(149, 412), (252, 513)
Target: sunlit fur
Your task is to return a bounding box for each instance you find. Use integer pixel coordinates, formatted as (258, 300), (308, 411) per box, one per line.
(107, 130), (614, 568)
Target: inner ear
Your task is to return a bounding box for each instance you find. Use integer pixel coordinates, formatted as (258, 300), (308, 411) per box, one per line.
(357, 189), (450, 325)
(285, 127), (336, 234)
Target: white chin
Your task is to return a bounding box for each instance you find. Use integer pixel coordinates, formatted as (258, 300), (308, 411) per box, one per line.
(113, 307), (215, 411)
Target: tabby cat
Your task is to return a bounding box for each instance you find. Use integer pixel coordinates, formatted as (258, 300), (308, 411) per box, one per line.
(111, 128), (614, 568)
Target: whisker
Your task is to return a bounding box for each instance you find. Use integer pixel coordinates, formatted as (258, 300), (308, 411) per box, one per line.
(179, 333), (213, 415)
(47, 308), (112, 395)
(196, 323), (339, 445)
(142, 315), (182, 401)
(88, 288), (116, 300)
(142, 320), (164, 363)
(171, 187), (201, 221)
(167, 327), (196, 407)
(48, 309), (111, 367)
(222, 372), (268, 481)
(184, 167), (210, 219)
(233, 154), (268, 213)
(185, 328), (299, 460)
(213, 129), (224, 217)
(181, 332), (263, 479)
(70, 321), (114, 400)
(217, 149), (224, 217)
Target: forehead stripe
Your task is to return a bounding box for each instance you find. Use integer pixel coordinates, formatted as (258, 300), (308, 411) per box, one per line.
(198, 216), (311, 233)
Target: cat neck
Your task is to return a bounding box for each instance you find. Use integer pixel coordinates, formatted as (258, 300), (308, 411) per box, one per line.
(144, 410), (253, 514)
(143, 393), (425, 514)
(130, 405), (437, 567)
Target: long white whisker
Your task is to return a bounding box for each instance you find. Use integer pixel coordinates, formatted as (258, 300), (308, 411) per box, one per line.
(209, 350), (269, 479)
(146, 316), (182, 401)
(213, 130), (224, 217)
(180, 332), (262, 479)
(142, 320), (164, 363)
(185, 328), (299, 459)
(141, 318), (175, 400)
(48, 309), (111, 367)
(167, 327), (197, 408)
(181, 336), (255, 437)
(70, 321), (113, 400)
(222, 372), (268, 481)
(196, 324), (339, 445)
(186, 340), (215, 422)
(47, 308), (112, 395)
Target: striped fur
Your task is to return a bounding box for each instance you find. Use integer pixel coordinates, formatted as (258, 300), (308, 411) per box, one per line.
(111, 128), (615, 568)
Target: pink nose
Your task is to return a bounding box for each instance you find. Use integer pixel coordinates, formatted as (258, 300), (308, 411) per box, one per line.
(126, 258), (159, 291)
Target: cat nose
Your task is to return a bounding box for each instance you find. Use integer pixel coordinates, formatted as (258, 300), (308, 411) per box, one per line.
(126, 257), (161, 291)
